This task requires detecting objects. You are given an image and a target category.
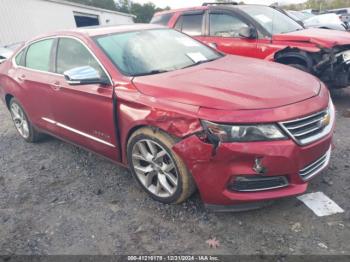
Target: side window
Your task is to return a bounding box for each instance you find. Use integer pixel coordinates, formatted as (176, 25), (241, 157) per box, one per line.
(15, 50), (25, 66)
(209, 13), (248, 38)
(174, 16), (183, 31)
(56, 38), (106, 78)
(176, 14), (203, 36)
(26, 39), (54, 71)
(150, 13), (173, 26)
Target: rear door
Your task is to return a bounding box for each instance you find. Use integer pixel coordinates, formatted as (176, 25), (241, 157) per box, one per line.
(48, 37), (119, 161)
(13, 38), (57, 133)
(202, 10), (258, 57)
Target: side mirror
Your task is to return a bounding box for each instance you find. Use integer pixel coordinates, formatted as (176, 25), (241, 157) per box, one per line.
(239, 26), (257, 39)
(63, 66), (109, 85)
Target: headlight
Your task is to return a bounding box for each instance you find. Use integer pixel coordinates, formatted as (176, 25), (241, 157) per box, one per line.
(201, 120), (287, 142)
(341, 50), (350, 63)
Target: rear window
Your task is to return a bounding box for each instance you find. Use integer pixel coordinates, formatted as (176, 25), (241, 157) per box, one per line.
(150, 13), (173, 26)
(26, 39), (54, 72)
(175, 14), (203, 36)
(15, 50), (24, 66)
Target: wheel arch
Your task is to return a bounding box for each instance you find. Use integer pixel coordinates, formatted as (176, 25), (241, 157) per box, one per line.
(125, 124), (147, 148)
(5, 93), (14, 110)
(124, 124), (180, 164)
(274, 48), (314, 71)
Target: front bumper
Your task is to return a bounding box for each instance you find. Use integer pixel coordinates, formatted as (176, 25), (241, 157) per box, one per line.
(173, 130), (333, 206)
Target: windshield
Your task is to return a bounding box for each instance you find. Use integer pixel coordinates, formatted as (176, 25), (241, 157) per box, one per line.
(238, 5), (304, 35)
(95, 29), (222, 77)
(288, 10), (314, 21)
(306, 13), (341, 24)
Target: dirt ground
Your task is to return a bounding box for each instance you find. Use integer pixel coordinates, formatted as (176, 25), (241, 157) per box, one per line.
(0, 88), (349, 256)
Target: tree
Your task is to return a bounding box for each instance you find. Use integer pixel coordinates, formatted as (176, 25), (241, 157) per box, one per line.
(130, 2), (156, 23)
(66, 0), (171, 22)
(115, 0), (131, 13)
(115, 0), (170, 23)
(283, 0), (350, 12)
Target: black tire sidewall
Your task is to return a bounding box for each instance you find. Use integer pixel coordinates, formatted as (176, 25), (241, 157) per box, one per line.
(289, 64), (309, 73)
(127, 132), (184, 204)
(9, 98), (35, 142)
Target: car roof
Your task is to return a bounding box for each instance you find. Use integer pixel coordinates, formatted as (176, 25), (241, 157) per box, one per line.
(26, 24), (165, 43)
(74, 24), (164, 37)
(153, 4), (270, 16)
(154, 6), (208, 16)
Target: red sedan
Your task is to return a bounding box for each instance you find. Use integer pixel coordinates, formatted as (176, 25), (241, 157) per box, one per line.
(0, 24), (334, 211)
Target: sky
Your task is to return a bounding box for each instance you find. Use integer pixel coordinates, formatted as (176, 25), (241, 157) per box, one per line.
(132, 0), (307, 9)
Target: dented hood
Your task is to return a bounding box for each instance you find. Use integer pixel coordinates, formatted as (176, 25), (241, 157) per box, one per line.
(273, 28), (350, 48)
(132, 55), (320, 111)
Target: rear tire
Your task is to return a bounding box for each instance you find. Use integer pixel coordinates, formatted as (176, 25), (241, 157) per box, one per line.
(127, 127), (196, 204)
(9, 98), (43, 143)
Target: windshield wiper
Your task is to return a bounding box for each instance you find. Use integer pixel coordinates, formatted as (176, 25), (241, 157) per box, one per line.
(132, 69), (170, 77)
(181, 58), (219, 69)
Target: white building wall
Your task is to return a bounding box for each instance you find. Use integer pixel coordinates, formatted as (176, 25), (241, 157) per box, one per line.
(0, 0), (134, 46)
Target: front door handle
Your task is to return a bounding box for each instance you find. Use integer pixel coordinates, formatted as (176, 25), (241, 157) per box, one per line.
(51, 81), (63, 91)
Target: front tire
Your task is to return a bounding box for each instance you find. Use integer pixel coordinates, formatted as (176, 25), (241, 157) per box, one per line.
(127, 127), (196, 204)
(9, 98), (43, 143)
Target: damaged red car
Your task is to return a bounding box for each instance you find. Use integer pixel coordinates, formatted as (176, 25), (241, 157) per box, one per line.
(0, 25), (335, 211)
(152, 3), (350, 89)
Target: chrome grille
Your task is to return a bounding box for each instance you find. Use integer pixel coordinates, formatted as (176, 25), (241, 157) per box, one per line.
(299, 147), (331, 181)
(279, 102), (334, 146)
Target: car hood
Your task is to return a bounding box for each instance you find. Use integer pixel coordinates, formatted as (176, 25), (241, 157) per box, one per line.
(0, 48), (13, 59)
(132, 55), (320, 111)
(273, 28), (350, 48)
(304, 23), (346, 31)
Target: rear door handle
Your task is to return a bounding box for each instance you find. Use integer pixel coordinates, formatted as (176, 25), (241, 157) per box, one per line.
(17, 74), (26, 81)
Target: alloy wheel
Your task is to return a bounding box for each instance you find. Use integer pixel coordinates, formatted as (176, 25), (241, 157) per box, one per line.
(131, 139), (179, 198)
(10, 102), (30, 139)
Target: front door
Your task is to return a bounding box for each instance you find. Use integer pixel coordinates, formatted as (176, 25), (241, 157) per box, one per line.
(201, 11), (258, 58)
(48, 37), (119, 161)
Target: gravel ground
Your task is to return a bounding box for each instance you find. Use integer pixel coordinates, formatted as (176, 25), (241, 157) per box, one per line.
(0, 88), (349, 255)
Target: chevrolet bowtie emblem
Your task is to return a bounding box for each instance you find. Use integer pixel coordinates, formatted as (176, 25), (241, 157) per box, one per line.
(321, 112), (331, 128)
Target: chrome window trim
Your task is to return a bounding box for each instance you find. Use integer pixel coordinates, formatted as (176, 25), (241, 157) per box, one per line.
(42, 117), (115, 148)
(12, 37), (61, 77)
(12, 35), (113, 85)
